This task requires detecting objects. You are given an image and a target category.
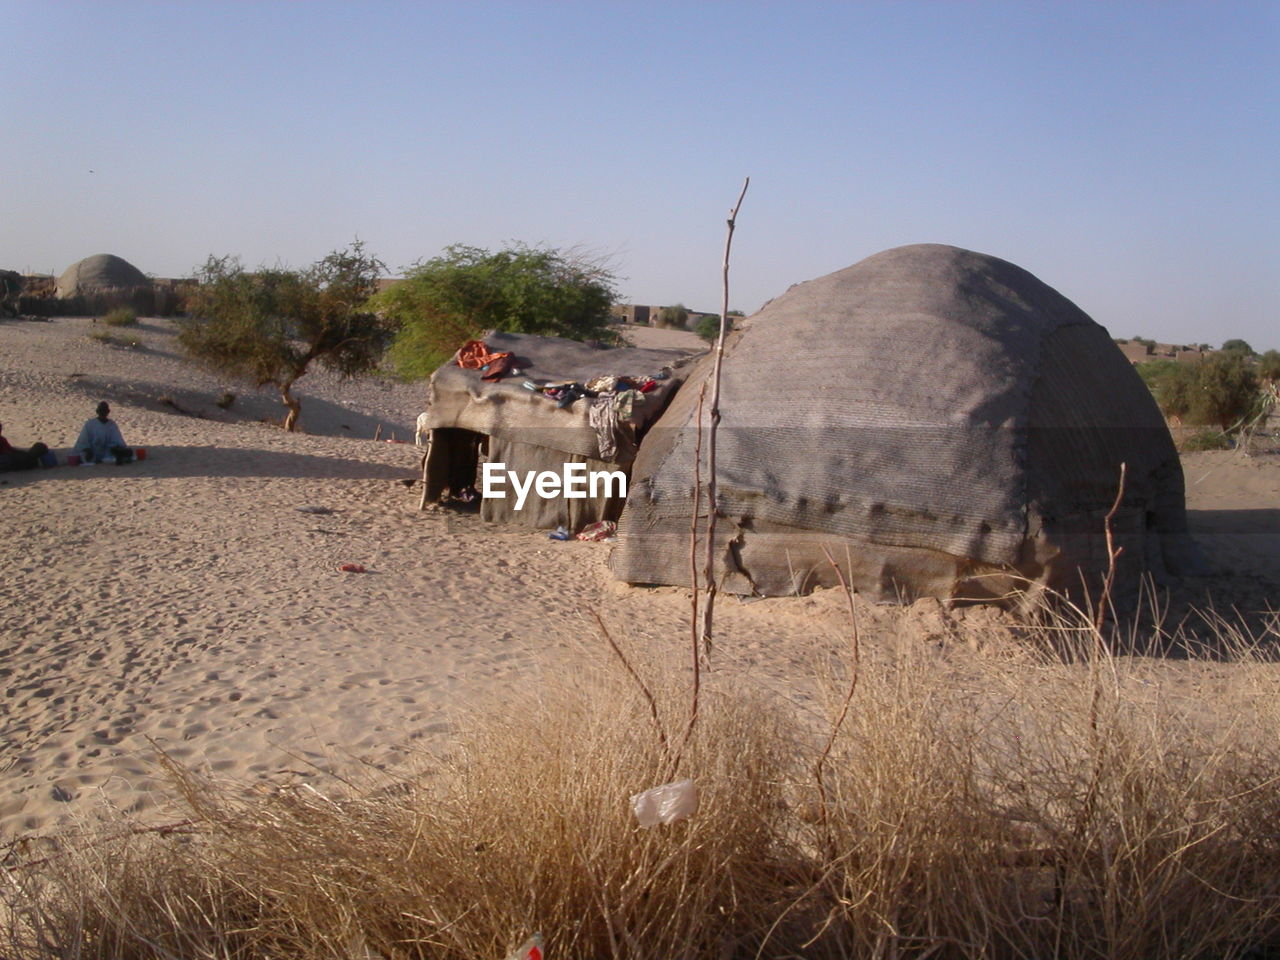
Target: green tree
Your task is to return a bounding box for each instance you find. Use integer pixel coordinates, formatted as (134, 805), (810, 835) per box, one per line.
(1220, 338), (1255, 356)
(371, 243), (618, 380)
(1190, 352), (1259, 430)
(695, 313), (734, 342)
(1258, 349), (1280, 382)
(1137, 359), (1195, 421)
(179, 243), (391, 432)
(655, 303), (689, 329)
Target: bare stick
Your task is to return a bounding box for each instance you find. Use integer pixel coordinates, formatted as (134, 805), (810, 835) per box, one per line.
(590, 608), (672, 768)
(699, 176), (750, 664)
(1080, 462), (1126, 837)
(814, 547), (861, 852)
(1093, 461), (1127, 639)
(675, 382), (709, 773)
(374, 424), (382, 441)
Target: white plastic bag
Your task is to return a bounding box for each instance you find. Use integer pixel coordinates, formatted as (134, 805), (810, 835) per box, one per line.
(631, 778), (698, 828)
(505, 933), (543, 960)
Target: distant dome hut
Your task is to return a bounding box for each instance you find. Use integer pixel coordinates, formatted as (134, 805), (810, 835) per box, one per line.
(610, 244), (1196, 605)
(55, 254), (150, 299)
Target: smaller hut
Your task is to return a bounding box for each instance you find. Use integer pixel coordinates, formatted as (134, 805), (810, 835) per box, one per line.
(421, 331), (701, 531)
(56, 254), (150, 299)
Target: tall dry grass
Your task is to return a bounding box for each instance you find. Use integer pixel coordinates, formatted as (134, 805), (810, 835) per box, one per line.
(6, 606), (1280, 959)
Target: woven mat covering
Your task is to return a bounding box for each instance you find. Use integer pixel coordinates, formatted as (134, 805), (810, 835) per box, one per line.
(611, 244), (1190, 600)
(425, 331), (701, 462)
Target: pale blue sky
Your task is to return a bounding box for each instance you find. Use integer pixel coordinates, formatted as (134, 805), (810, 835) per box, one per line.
(2, 1), (1276, 349)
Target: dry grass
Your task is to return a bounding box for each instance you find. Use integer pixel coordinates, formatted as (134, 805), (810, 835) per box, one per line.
(86, 329), (141, 350)
(5, 608), (1280, 959)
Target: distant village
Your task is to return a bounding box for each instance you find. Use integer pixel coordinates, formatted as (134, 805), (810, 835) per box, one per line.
(1, 253), (1267, 363)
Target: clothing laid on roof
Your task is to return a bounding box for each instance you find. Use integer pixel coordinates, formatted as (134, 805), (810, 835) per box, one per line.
(456, 339), (516, 381)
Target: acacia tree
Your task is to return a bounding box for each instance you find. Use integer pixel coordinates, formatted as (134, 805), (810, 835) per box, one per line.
(1221, 338), (1255, 356)
(656, 303), (689, 329)
(370, 242), (618, 380)
(179, 243), (392, 431)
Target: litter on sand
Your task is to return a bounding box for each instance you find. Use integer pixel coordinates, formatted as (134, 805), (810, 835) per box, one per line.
(337, 563), (367, 573)
(631, 778), (698, 828)
(505, 933), (543, 960)
(296, 505), (335, 515)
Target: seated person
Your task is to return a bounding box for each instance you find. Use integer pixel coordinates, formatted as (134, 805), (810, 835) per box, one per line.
(74, 401), (132, 464)
(0, 420), (49, 471)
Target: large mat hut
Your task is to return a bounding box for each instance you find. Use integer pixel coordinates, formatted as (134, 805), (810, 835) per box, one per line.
(55, 254), (150, 299)
(610, 244), (1195, 603)
(421, 331), (702, 530)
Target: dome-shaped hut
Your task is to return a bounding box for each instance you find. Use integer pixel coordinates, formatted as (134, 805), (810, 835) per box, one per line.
(55, 254), (150, 299)
(610, 244), (1195, 604)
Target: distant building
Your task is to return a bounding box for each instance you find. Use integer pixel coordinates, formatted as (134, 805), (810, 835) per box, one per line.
(611, 303), (652, 325)
(1117, 340), (1152, 363)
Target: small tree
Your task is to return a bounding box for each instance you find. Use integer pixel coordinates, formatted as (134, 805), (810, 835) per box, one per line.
(695, 313), (733, 342)
(371, 243), (618, 380)
(179, 242), (391, 431)
(1137, 359), (1195, 421)
(1191, 352), (1259, 430)
(656, 303), (690, 329)
(1220, 338), (1255, 356)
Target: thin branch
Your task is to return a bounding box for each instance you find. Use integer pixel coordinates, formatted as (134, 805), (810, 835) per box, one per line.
(674, 382), (709, 776)
(699, 176), (750, 665)
(1093, 461), (1128, 638)
(814, 547), (861, 854)
(590, 608), (672, 769)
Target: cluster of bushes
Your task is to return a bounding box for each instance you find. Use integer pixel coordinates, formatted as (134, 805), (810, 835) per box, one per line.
(1138, 353), (1260, 430)
(9, 607), (1280, 959)
(175, 242), (623, 428)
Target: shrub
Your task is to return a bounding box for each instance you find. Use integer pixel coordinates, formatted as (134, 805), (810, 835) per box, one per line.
(1221, 338), (1255, 356)
(695, 313), (731, 342)
(12, 612), (1280, 959)
(1259, 349), (1280, 382)
(655, 303), (689, 329)
(1179, 428), (1234, 451)
(101, 306), (138, 327)
(1136, 358), (1194, 420)
(1191, 351), (1260, 430)
(372, 243), (619, 381)
(1138, 354), (1260, 430)
(87, 329), (140, 349)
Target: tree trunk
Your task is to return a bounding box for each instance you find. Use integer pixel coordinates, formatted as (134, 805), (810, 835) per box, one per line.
(280, 381), (301, 432)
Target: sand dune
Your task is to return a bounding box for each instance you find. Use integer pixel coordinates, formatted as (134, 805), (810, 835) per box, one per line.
(1, 316), (1277, 840)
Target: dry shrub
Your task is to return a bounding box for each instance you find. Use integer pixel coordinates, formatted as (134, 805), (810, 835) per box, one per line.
(7, 609), (1280, 959)
(86, 329), (140, 350)
(100, 307), (138, 327)
(4, 657), (802, 960)
(800, 607), (1280, 959)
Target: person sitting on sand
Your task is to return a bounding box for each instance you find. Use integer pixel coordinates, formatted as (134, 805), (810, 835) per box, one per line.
(0, 420), (49, 471)
(73, 401), (131, 464)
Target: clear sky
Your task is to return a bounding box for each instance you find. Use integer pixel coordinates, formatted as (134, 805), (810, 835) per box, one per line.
(2, 1), (1276, 350)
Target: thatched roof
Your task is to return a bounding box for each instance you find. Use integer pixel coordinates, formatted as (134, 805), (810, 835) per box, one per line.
(611, 244), (1195, 604)
(56, 254), (150, 299)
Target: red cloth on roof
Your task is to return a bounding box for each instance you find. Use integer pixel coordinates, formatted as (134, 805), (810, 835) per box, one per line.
(456, 339), (515, 381)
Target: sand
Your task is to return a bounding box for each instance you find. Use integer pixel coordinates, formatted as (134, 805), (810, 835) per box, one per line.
(1, 316), (1277, 842)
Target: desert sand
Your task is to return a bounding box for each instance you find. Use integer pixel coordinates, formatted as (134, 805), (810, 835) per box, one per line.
(1, 316), (1277, 842)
